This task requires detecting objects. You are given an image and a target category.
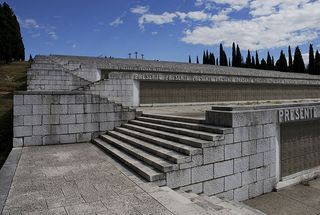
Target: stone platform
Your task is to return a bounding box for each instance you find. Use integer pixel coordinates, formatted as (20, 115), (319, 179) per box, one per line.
(0, 143), (262, 215)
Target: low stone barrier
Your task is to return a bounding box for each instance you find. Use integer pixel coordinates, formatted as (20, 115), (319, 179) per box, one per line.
(193, 102), (320, 200)
(12, 91), (136, 147)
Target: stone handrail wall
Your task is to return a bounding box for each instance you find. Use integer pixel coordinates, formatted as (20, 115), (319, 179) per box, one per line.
(12, 91), (136, 147)
(27, 67), (90, 91)
(75, 78), (139, 107)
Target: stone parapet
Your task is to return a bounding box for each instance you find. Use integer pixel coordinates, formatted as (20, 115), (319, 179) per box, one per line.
(12, 91), (136, 147)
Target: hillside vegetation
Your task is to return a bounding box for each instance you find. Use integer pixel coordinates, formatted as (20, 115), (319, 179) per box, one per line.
(0, 61), (29, 168)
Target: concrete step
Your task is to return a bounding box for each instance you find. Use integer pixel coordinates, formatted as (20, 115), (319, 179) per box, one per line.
(122, 123), (214, 148)
(92, 138), (165, 182)
(137, 116), (232, 134)
(143, 113), (205, 124)
(107, 130), (191, 164)
(130, 119), (221, 141)
(115, 127), (202, 156)
(100, 134), (178, 172)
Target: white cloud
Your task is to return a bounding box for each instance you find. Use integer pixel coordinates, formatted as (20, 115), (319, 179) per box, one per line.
(131, 5), (149, 14)
(151, 31), (158, 35)
(20, 18), (40, 29)
(182, 0), (320, 50)
(195, 0), (249, 11)
(19, 17), (59, 41)
(109, 17), (123, 27)
(48, 31), (58, 40)
(137, 10), (213, 29)
(186, 11), (210, 21)
(138, 12), (178, 29)
(72, 43), (77, 49)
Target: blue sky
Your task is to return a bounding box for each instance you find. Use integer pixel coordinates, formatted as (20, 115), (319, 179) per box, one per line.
(4, 0), (320, 63)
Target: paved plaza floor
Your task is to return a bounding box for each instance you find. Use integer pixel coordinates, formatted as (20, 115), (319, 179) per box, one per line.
(0, 143), (262, 215)
(1, 143), (175, 214)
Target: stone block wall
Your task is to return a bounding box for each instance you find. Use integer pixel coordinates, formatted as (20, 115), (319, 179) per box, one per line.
(27, 68), (90, 91)
(13, 91), (136, 147)
(175, 107), (279, 201)
(79, 78), (139, 107)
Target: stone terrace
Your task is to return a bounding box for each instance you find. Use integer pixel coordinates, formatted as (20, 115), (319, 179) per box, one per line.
(0, 143), (262, 215)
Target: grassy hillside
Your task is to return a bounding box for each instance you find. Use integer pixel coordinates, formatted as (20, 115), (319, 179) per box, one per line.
(0, 61), (29, 168)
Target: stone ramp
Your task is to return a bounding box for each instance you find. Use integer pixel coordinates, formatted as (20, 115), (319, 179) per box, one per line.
(0, 143), (263, 215)
(92, 113), (230, 185)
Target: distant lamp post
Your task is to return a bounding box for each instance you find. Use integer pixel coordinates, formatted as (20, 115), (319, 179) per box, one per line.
(134, 51), (138, 59)
(128, 53), (131, 59)
(141, 54), (144, 60)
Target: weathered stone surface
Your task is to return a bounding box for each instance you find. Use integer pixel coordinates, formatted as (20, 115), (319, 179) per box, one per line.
(203, 178), (224, 195)
(234, 185), (249, 202)
(242, 169), (257, 186)
(234, 156), (250, 173)
(225, 142), (241, 160)
(225, 173), (242, 191)
(214, 160), (233, 178)
(250, 152), (264, 169)
(242, 140), (257, 156)
(191, 164), (213, 183)
(249, 181), (264, 198)
(166, 169), (191, 188)
(203, 145), (224, 164)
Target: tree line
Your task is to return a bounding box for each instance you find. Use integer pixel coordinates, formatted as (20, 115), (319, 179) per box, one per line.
(0, 2), (25, 62)
(189, 43), (320, 75)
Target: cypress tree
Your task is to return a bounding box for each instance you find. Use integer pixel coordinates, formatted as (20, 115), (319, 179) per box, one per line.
(210, 52), (215, 65)
(206, 50), (209, 64)
(222, 50), (227, 66)
(196, 56), (199, 64)
(255, 51), (260, 69)
(288, 46), (293, 72)
(245, 50), (251, 68)
(293, 46), (305, 73)
(188, 55), (191, 63)
(0, 2), (24, 62)
(29, 54), (34, 62)
(315, 50), (320, 75)
(267, 52), (272, 70)
(271, 56), (275, 70)
(216, 58), (219, 66)
(309, 44), (315, 74)
(202, 51), (206, 64)
(219, 44), (228, 66)
(236, 45), (242, 67)
(251, 56), (255, 68)
(275, 50), (287, 72)
(228, 58), (231, 67)
(261, 58), (267, 70)
(232, 42), (236, 67)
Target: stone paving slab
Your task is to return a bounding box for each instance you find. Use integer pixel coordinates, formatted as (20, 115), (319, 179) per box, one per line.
(1, 143), (174, 215)
(244, 179), (320, 215)
(1, 143), (263, 215)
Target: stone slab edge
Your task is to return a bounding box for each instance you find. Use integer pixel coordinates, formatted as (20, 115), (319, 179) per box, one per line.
(0, 148), (22, 214)
(211, 101), (320, 111)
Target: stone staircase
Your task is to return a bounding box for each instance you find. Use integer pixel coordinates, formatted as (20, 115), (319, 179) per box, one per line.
(93, 113), (232, 184)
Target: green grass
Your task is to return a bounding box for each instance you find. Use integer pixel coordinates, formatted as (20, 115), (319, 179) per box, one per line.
(0, 61), (29, 168)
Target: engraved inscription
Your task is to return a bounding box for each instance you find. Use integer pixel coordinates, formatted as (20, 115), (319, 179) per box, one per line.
(279, 107), (317, 122)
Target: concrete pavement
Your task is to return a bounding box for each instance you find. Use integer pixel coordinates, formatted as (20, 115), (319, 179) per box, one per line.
(244, 178), (320, 215)
(0, 143), (262, 215)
